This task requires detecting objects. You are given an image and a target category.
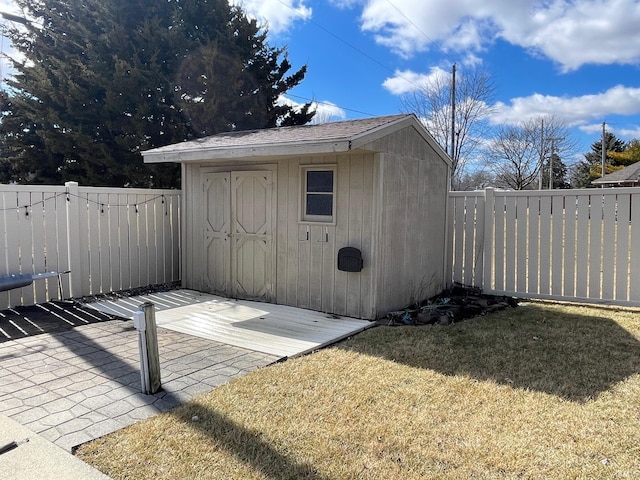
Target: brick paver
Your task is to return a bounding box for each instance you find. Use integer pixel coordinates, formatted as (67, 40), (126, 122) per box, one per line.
(0, 318), (279, 452)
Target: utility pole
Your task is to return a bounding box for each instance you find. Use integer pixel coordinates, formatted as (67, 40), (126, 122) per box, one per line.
(601, 121), (606, 183)
(549, 138), (555, 189)
(546, 137), (562, 189)
(450, 64), (456, 160)
(539, 118), (544, 190)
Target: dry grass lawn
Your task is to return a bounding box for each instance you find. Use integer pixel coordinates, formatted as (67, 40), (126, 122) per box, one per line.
(76, 302), (640, 479)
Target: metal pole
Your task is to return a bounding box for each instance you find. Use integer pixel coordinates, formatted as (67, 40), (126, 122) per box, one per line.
(539, 118), (544, 190)
(450, 63), (456, 160)
(549, 138), (554, 190)
(601, 121), (606, 182)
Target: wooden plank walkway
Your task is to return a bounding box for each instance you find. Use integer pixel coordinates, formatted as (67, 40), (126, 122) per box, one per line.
(87, 290), (373, 358)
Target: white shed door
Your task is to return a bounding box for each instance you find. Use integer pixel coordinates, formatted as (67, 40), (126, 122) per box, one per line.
(203, 171), (274, 302)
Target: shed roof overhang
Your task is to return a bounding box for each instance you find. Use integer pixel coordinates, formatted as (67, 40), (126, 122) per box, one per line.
(141, 114), (451, 167)
(142, 139), (354, 163)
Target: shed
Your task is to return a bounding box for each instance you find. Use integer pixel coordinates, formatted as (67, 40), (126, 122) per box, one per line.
(142, 114), (451, 319)
(591, 161), (640, 187)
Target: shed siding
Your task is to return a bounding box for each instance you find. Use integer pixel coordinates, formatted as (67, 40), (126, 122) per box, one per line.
(368, 126), (449, 314)
(276, 154), (376, 319)
(182, 154), (376, 319)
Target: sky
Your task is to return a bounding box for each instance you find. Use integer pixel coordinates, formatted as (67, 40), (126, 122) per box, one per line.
(233, 0), (640, 166)
(1, 0), (640, 168)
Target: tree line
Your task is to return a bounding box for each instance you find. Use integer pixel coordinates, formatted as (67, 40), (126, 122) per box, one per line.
(0, 0), (314, 188)
(400, 65), (640, 191)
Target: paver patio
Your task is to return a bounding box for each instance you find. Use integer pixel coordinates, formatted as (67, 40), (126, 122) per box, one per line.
(0, 313), (278, 452)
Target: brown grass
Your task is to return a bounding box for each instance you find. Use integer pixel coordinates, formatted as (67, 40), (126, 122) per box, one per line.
(76, 302), (640, 479)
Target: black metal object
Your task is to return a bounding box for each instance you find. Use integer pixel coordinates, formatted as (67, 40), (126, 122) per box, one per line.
(337, 247), (363, 272)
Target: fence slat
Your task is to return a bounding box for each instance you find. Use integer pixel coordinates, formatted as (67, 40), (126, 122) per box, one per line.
(527, 195), (540, 294)
(551, 195), (564, 296)
(575, 195), (590, 298)
(516, 196), (527, 292)
(588, 194), (603, 299)
(493, 194), (505, 291)
(615, 194), (630, 301)
(601, 194), (616, 299)
(630, 193), (640, 301)
(504, 197), (517, 291)
(538, 196), (551, 295)
(563, 194), (577, 297)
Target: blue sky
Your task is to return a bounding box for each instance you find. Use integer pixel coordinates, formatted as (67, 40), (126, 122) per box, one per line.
(233, 0), (640, 166)
(1, 0), (639, 168)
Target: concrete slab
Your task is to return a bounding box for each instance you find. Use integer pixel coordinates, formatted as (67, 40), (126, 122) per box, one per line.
(0, 414), (109, 479)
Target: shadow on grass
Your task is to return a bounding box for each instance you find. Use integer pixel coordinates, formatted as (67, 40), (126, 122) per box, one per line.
(342, 304), (640, 403)
(171, 405), (325, 480)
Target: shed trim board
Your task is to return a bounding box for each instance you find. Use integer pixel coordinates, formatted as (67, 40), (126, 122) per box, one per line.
(144, 115), (452, 319)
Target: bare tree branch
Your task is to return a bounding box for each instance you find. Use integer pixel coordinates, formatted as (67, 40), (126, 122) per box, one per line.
(488, 115), (579, 190)
(400, 66), (496, 187)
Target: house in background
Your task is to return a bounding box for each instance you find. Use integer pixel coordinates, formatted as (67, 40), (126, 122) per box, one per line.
(142, 114), (451, 319)
(592, 162), (640, 187)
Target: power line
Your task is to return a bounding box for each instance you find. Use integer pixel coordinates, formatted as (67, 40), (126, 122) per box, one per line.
(384, 0), (435, 46)
(274, 0), (427, 94)
(286, 93), (377, 117)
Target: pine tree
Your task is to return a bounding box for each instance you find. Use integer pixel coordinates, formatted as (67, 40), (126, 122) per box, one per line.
(572, 132), (626, 188)
(541, 153), (570, 189)
(0, 0), (314, 187)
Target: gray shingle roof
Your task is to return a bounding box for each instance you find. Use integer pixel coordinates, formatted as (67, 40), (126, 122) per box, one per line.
(592, 161), (640, 185)
(145, 114), (411, 155)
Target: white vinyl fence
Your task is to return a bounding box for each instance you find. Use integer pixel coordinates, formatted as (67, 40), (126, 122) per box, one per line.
(449, 187), (640, 307)
(0, 181), (180, 309)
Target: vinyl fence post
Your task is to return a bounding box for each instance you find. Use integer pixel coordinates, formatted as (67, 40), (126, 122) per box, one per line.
(65, 181), (83, 298)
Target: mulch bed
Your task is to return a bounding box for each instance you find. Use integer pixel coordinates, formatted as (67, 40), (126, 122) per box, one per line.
(383, 283), (519, 326)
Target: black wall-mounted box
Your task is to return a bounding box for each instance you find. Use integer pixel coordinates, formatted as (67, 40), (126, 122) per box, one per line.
(337, 247), (363, 272)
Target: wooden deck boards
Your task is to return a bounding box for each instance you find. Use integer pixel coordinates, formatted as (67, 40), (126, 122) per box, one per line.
(87, 290), (373, 357)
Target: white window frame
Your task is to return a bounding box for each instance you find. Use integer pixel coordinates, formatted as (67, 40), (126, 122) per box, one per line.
(300, 165), (336, 224)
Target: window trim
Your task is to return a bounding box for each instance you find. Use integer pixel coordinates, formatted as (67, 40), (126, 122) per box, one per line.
(300, 165), (337, 224)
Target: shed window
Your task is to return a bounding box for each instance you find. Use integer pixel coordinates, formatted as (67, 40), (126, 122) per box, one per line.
(302, 167), (335, 222)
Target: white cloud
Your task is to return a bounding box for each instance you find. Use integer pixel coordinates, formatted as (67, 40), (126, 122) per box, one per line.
(382, 67), (448, 95)
(231, 0), (311, 34)
(353, 0), (640, 70)
(278, 95), (347, 123)
(581, 123), (640, 140)
(309, 101), (348, 123)
(616, 126), (640, 138)
(491, 85), (640, 126)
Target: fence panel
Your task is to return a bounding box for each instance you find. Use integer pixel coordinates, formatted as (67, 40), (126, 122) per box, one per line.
(449, 187), (640, 307)
(0, 182), (181, 309)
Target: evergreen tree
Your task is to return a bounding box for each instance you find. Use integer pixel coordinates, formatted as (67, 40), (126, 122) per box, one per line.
(0, 0), (314, 187)
(541, 153), (570, 189)
(607, 138), (640, 167)
(572, 132), (625, 188)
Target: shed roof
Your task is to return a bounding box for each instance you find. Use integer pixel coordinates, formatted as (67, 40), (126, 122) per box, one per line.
(591, 161), (640, 186)
(142, 114), (449, 164)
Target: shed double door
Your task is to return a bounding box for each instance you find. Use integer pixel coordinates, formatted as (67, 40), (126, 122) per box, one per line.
(203, 171), (274, 301)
